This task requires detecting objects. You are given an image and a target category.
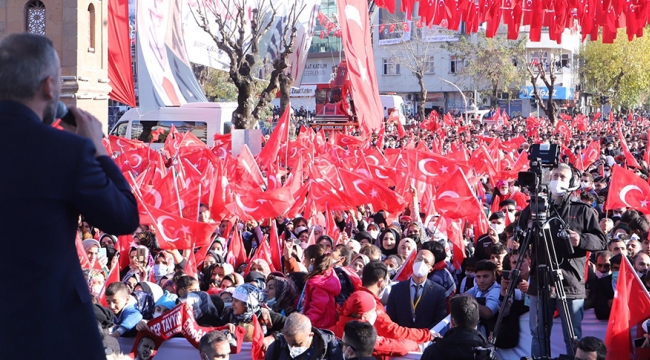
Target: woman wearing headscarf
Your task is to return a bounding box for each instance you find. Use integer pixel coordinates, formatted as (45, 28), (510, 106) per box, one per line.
(297, 244), (341, 328)
(377, 228), (401, 259)
(397, 238), (417, 262)
(221, 284), (285, 341)
(263, 276), (298, 316)
(490, 179), (528, 213)
(120, 245), (154, 284)
(83, 269), (106, 298)
(349, 254), (370, 277)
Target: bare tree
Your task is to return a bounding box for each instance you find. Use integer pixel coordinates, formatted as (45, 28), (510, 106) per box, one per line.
(383, 20), (439, 121)
(526, 61), (558, 125)
(191, 0), (303, 129)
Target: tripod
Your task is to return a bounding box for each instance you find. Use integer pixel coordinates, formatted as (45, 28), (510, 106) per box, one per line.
(489, 192), (577, 358)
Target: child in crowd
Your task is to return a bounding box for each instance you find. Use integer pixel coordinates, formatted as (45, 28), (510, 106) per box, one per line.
(106, 282), (143, 338)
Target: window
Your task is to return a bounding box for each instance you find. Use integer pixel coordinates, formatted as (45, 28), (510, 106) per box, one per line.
(131, 121), (208, 143)
(421, 56), (435, 74)
(110, 122), (129, 137)
(450, 56), (464, 73)
(26, 1), (46, 35)
(88, 4), (96, 52)
(382, 58), (400, 75)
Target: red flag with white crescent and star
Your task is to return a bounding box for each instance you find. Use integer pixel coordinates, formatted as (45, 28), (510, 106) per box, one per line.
(605, 165), (650, 214)
(143, 202), (218, 250)
(337, 0), (384, 135)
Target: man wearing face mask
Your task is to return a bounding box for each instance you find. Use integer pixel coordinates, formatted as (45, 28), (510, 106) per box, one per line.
(594, 254), (622, 320)
(517, 163), (607, 357)
(475, 212), (507, 261)
(386, 250), (447, 330)
(265, 313), (343, 360)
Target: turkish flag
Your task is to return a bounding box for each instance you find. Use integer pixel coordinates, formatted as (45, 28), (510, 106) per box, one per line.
(393, 247), (416, 282)
(258, 106), (290, 172)
(233, 145), (266, 191)
(109, 135), (145, 153)
(337, 0), (384, 135)
(434, 169), (484, 219)
(618, 123), (642, 169)
(605, 256), (650, 359)
(554, 120), (572, 143)
(578, 141), (601, 171)
(605, 165), (650, 214)
(98, 262), (121, 307)
(228, 228), (248, 270)
(163, 124), (182, 157)
(144, 203), (218, 250)
(269, 220), (283, 272)
(406, 150), (460, 185)
(338, 169), (407, 212)
(251, 314), (265, 360)
(244, 236), (276, 276)
(446, 217), (466, 270)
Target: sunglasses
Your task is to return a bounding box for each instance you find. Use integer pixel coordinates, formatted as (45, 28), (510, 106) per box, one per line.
(597, 263), (611, 270)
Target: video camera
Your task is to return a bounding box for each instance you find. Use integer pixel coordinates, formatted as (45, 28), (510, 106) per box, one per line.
(516, 143), (560, 221)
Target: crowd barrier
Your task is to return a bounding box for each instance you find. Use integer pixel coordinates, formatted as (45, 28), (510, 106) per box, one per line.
(118, 309), (607, 359)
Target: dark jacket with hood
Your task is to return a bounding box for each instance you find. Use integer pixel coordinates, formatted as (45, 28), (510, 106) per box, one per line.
(265, 327), (344, 360)
(420, 327), (489, 360)
(518, 197), (607, 299)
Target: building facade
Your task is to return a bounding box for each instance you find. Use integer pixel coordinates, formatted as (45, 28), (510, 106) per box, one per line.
(371, 5), (583, 118)
(0, 0), (110, 129)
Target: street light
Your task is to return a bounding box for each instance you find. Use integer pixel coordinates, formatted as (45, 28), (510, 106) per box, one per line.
(438, 77), (468, 110)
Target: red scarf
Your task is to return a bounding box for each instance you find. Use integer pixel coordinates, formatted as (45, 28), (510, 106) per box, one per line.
(433, 261), (448, 272)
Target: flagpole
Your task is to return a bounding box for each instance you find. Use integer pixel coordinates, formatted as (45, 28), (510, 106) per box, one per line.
(171, 167), (184, 216)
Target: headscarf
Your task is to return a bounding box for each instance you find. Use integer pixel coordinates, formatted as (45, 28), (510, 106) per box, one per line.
(397, 237), (417, 260)
(83, 268), (105, 295)
(230, 284), (263, 323)
(266, 277), (297, 316)
(377, 228), (401, 257)
(352, 254), (370, 268)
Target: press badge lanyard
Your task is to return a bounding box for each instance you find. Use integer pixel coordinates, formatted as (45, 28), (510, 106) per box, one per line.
(411, 286), (423, 322)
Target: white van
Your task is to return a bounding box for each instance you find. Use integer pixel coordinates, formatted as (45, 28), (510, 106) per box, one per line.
(109, 102), (237, 148)
(379, 95), (407, 125)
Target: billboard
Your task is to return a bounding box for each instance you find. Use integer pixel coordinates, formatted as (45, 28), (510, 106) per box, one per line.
(136, 0), (207, 113)
(181, 0), (320, 85)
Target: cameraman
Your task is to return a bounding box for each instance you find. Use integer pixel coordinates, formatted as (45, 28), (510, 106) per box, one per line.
(518, 163), (607, 357)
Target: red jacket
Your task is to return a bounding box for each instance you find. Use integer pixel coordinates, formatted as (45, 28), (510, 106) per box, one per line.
(330, 299), (420, 359)
(357, 287), (433, 344)
(301, 268), (341, 328)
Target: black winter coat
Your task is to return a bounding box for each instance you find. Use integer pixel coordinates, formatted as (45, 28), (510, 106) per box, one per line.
(420, 327), (489, 360)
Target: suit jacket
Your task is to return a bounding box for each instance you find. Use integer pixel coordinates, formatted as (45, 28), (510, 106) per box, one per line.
(0, 101), (139, 359)
(594, 274), (615, 320)
(386, 278), (447, 330)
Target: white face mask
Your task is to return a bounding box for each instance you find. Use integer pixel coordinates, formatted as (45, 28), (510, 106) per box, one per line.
(499, 189), (508, 195)
(299, 242), (308, 250)
(289, 346), (309, 358)
(412, 261), (430, 278)
(549, 179), (570, 196)
(490, 222), (505, 235)
(152, 264), (168, 277)
(369, 230), (379, 239)
(223, 301), (232, 308)
(91, 284), (103, 296)
(595, 270), (610, 279)
(581, 181), (590, 189)
(605, 171), (611, 177)
(153, 311), (163, 318)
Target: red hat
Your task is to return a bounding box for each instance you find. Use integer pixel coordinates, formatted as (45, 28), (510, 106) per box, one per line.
(341, 291), (376, 317)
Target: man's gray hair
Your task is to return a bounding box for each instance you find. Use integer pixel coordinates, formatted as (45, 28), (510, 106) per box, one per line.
(556, 163), (573, 174)
(283, 313), (312, 337)
(199, 330), (229, 353)
(0, 33), (58, 101)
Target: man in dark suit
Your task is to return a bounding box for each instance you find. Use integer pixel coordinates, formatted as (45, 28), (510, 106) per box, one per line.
(0, 33), (139, 359)
(386, 249), (447, 329)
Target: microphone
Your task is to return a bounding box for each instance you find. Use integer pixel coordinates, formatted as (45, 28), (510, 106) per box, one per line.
(55, 101), (77, 127)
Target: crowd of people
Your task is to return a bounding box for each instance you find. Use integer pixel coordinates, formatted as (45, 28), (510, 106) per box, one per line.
(67, 105), (650, 360)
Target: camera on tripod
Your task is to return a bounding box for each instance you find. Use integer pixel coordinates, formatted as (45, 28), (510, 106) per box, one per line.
(517, 144), (560, 221)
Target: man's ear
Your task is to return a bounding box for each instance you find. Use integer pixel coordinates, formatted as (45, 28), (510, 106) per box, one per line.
(40, 75), (56, 101)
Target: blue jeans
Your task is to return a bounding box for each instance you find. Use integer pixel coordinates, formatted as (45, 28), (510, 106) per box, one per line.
(529, 295), (584, 357)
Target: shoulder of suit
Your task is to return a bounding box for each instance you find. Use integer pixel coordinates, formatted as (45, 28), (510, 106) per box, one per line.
(569, 201), (592, 208)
